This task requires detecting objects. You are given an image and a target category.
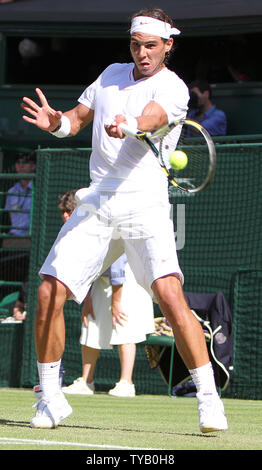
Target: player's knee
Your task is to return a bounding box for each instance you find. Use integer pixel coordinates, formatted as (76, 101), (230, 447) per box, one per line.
(153, 275), (190, 328)
(37, 276), (66, 313)
(38, 277), (54, 302)
(153, 274), (183, 306)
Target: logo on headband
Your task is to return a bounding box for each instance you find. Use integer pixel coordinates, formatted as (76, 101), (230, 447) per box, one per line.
(130, 16), (181, 38)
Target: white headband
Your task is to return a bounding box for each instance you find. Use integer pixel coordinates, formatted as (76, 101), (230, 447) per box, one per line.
(130, 16), (181, 39)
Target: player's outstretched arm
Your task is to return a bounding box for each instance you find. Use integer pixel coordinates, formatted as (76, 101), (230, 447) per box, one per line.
(21, 87), (63, 132)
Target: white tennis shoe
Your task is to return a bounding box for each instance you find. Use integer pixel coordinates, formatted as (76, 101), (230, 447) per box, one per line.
(62, 377), (95, 395)
(108, 380), (136, 397)
(197, 391), (228, 433)
(30, 391), (72, 429)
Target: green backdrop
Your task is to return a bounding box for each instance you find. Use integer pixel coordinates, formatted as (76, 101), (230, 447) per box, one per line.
(1, 140), (261, 398)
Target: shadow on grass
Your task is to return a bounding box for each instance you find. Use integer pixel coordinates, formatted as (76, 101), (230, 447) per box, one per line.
(0, 418), (218, 438)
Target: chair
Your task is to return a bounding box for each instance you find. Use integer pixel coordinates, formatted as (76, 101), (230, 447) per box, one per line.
(144, 334), (175, 397)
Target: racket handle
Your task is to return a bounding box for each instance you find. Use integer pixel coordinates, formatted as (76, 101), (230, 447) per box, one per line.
(119, 122), (138, 138)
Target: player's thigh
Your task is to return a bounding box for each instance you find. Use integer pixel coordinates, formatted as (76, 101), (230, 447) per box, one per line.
(40, 209), (115, 303)
(123, 206), (183, 294)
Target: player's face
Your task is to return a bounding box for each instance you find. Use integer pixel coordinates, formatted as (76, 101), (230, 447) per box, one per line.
(130, 33), (173, 80)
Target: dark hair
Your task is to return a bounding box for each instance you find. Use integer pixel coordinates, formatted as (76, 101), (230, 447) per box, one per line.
(15, 150), (36, 164)
(189, 80), (212, 98)
(131, 7), (174, 26)
(57, 189), (78, 213)
(130, 7), (176, 64)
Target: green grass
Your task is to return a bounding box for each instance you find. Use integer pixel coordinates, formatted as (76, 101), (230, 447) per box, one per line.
(0, 388), (261, 451)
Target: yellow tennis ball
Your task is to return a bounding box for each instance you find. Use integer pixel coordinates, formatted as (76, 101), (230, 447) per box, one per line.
(169, 150), (188, 170)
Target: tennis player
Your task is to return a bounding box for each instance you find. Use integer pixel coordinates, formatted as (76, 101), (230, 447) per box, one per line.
(22, 7), (228, 433)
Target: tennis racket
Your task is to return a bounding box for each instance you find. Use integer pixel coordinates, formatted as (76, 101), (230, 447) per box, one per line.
(119, 118), (216, 194)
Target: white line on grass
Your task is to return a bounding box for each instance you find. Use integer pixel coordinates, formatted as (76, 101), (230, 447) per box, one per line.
(0, 437), (157, 450)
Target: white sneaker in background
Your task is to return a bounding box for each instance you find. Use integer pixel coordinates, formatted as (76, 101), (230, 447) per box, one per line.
(108, 380), (136, 397)
(33, 384), (43, 399)
(197, 391), (228, 433)
(30, 391), (72, 429)
(62, 377), (95, 395)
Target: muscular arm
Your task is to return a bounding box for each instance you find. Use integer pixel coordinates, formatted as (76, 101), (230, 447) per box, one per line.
(105, 100), (168, 138)
(136, 100), (168, 131)
(64, 104), (94, 136)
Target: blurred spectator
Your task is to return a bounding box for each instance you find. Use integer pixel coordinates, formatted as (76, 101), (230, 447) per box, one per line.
(0, 151), (36, 301)
(12, 281), (27, 321)
(3, 151), (36, 248)
(226, 35), (255, 83)
(188, 80), (227, 136)
(227, 64), (251, 83)
(1, 281), (27, 323)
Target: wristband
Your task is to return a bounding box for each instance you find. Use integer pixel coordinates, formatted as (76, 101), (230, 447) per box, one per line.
(125, 116), (138, 133)
(50, 115), (71, 138)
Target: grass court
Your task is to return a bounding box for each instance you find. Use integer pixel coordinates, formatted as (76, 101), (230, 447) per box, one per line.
(0, 388), (261, 453)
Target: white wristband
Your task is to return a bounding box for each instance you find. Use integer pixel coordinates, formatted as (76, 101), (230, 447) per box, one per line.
(125, 116), (138, 133)
(50, 115), (71, 138)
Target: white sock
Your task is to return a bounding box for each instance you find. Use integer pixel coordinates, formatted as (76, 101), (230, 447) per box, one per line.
(189, 362), (217, 395)
(37, 360), (61, 398)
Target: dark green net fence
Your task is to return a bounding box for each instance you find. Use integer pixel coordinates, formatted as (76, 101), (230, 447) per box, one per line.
(9, 142), (262, 397)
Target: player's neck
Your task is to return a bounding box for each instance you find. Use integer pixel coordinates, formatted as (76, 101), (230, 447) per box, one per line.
(133, 63), (166, 81)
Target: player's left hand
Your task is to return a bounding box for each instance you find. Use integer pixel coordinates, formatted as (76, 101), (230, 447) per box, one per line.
(21, 87), (63, 132)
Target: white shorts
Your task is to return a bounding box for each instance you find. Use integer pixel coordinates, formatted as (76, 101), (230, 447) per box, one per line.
(80, 263), (155, 349)
(40, 188), (183, 303)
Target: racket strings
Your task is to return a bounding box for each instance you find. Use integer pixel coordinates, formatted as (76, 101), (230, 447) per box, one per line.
(159, 124), (183, 167)
(160, 123), (212, 191)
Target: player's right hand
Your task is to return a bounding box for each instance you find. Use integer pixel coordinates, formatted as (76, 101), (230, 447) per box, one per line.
(104, 114), (127, 139)
(21, 87), (63, 132)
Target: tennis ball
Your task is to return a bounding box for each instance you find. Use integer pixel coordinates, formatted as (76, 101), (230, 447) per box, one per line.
(169, 150), (188, 170)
